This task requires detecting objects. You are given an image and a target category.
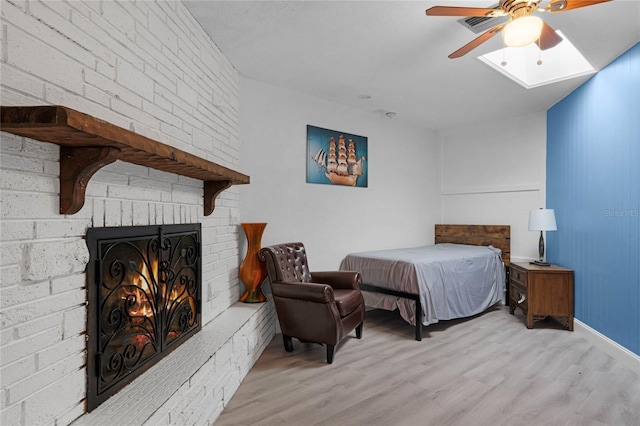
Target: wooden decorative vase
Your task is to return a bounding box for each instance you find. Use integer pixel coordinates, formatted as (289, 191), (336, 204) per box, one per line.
(239, 222), (268, 303)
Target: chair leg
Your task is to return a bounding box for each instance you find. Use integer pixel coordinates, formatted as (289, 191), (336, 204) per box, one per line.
(326, 345), (335, 364)
(282, 334), (294, 352)
(356, 322), (363, 339)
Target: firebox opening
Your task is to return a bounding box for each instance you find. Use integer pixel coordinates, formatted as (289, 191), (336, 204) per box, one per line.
(86, 224), (202, 412)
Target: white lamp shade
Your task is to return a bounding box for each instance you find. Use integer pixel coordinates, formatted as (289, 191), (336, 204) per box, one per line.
(529, 209), (557, 231)
(503, 16), (544, 47)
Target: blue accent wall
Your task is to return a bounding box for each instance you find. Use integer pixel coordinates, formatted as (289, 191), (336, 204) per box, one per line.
(547, 43), (639, 355)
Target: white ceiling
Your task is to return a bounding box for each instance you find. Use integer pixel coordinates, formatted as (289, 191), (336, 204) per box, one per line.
(183, 0), (640, 132)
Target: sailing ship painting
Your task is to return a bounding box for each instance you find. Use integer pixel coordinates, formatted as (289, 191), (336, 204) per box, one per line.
(307, 125), (368, 187)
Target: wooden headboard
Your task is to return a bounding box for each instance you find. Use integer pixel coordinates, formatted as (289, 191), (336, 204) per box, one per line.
(435, 224), (511, 266)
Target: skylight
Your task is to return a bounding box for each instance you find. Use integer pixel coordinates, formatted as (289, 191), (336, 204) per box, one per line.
(478, 31), (596, 89)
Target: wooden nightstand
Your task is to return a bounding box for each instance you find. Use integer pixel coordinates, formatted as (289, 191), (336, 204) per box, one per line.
(509, 262), (574, 330)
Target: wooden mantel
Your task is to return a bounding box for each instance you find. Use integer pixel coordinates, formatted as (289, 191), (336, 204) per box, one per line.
(1, 105), (249, 216)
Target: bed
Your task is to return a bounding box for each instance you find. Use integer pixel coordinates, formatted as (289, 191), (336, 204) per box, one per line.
(340, 224), (510, 340)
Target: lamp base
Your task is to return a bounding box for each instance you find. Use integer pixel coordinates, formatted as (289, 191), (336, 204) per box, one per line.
(530, 260), (551, 266)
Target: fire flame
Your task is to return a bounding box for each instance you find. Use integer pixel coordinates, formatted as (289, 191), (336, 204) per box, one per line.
(127, 258), (158, 318)
(125, 258), (189, 320)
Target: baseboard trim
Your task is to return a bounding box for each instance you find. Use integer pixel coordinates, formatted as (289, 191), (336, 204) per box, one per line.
(574, 318), (640, 373)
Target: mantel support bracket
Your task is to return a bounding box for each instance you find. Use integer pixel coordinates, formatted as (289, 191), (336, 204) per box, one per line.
(204, 180), (232, 216)
(60, 146), (120, 214)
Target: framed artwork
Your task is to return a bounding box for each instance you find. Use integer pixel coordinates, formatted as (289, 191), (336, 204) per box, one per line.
(306, 125), (368, 187)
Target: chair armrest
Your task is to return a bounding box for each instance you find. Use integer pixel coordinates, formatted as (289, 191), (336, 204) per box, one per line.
(271, 281), (335, 304)
(311, 271), (361, 290)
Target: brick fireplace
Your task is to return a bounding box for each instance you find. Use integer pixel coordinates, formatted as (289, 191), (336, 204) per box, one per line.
(0, 1), (276, 425)
(1, 128), (276, 424)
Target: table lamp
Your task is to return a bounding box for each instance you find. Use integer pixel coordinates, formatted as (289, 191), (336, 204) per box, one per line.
(528, 208), (557, 266)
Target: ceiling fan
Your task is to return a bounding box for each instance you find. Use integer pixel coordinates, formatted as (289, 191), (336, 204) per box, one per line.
(426, 0), (612, 58)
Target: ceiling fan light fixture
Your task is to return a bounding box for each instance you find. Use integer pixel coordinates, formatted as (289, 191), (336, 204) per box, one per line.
(503, 15), (543, 47)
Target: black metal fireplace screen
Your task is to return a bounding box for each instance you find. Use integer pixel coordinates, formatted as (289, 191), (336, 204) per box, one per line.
(86, 224), (201, 411)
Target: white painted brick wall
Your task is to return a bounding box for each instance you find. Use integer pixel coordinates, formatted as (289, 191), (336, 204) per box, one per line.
(0, 1), (274, 425)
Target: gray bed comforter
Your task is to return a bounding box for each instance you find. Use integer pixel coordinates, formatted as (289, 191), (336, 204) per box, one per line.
(340, 243), (505, 326)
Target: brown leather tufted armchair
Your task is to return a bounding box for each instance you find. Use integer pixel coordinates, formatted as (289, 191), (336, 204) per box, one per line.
(258, 242), (364, 364)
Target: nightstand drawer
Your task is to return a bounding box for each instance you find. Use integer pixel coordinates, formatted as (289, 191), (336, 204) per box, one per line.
(510, 279), (526, 294)
(510, 282), (528, 312)
(510, 266), (527, 287)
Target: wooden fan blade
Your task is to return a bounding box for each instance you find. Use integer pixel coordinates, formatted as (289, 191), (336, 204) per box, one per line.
(426, 6), (505, 17)
(448, 24), (506, 59)
(537, 21), (563, 50)
(545, 0), (612, 13)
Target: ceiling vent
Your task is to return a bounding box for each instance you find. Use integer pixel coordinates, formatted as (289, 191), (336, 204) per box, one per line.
(457, 4), (508, 34)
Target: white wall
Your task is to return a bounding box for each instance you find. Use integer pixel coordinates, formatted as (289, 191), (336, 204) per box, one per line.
(0, 2), (274, 425)
(439, 112), (547, 261)
(238, 78), (441, 270)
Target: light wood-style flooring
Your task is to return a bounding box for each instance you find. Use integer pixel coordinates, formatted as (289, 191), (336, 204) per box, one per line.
(215, 305), (640, 426)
